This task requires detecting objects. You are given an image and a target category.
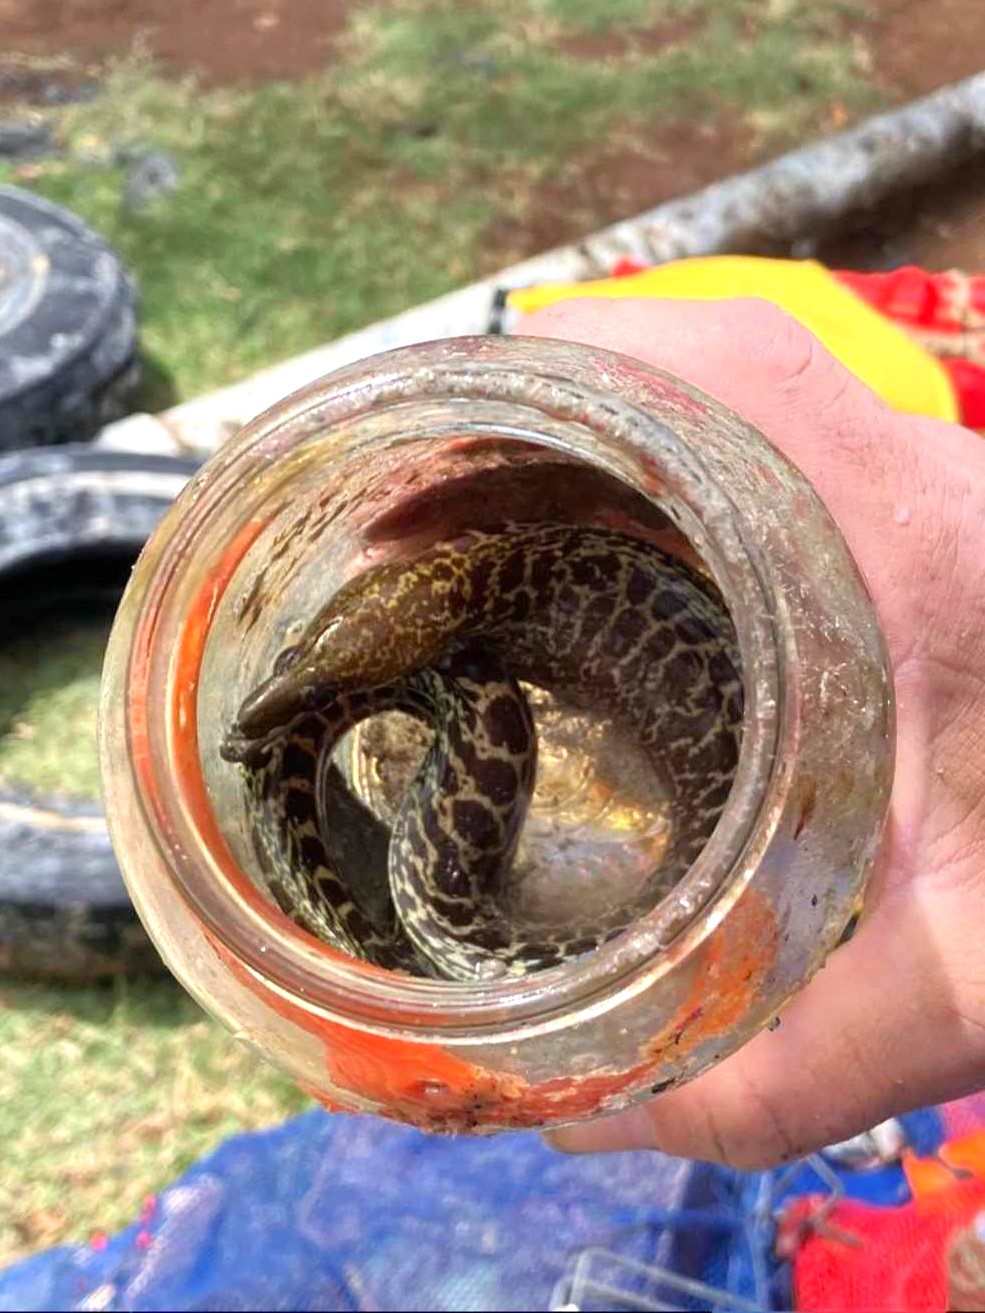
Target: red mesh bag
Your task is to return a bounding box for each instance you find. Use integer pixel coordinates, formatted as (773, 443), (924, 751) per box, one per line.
(787, 1180), (985, 1312)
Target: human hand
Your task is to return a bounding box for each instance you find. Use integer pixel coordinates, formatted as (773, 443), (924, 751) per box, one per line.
(519, 296), (985, 1167)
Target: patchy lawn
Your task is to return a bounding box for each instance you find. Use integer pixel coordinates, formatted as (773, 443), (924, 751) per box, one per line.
(0, 979), (309, 1267)
(0, 621), (109, 800)
(2, 0), (881, 400)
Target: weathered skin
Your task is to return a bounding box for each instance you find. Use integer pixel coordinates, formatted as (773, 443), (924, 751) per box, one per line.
(223, 523), (744, 981)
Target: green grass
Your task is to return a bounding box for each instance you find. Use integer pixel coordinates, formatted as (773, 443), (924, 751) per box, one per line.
(1, 0), (878, 400)
(0, 0), (882, 1267)
(0, 620), (109, 800)
(0, 980), (309, 1266)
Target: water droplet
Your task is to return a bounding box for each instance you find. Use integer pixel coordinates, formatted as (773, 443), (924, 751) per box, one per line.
(472, 958), (508, 981)
(894, 505), (911, 526)
(420, 1080), (449, 1100)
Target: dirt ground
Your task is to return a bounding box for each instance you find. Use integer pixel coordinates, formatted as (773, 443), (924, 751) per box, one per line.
(816, 0), (985, 274)
(4, 0), (985, 271)
(6, 0), (984, 96)
(1, 0), (354, 86)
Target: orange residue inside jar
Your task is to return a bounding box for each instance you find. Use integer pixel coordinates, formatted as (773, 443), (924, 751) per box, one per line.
(645, 889), (779, 1064)
(132, 516), (302, 931)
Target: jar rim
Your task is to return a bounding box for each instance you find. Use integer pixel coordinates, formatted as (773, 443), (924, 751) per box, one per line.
(118, 336), (786, 1037)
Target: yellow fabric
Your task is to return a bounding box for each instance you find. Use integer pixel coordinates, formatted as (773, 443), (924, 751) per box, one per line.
(507, 256), (959, 422)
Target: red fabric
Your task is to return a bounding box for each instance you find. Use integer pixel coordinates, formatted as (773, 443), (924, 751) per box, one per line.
(833, 267), (985, 333)
(609, 257), (649, 277)
(788, 1179), (985, 1312)
(940, 359), (985, 428)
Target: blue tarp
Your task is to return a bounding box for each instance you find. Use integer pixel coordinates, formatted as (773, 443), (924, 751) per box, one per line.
(0, 1106), (948, 1312)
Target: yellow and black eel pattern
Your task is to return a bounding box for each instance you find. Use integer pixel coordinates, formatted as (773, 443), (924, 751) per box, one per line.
(222, 522), (744, 981)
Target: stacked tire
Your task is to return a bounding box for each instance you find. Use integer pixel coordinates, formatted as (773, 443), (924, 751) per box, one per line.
(0, 186), (141, 449)
(0, 187), (196, 979)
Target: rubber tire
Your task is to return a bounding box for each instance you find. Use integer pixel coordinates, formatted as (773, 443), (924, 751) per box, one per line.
(0, 185), (140, 450)
(0, 445), (198, 981)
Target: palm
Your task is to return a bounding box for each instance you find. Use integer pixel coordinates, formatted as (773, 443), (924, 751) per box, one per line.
(522, 297), (985, 1166)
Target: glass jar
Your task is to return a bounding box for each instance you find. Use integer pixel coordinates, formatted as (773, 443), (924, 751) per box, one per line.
(99, 335), (893, 1133)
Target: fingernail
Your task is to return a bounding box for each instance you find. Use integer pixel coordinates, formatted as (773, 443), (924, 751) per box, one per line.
(543, 1107), (657, 1155)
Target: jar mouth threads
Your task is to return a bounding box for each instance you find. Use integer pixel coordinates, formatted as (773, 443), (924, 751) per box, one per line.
(102, 336), (891, 1128)
(122, 343), (782, 1033)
